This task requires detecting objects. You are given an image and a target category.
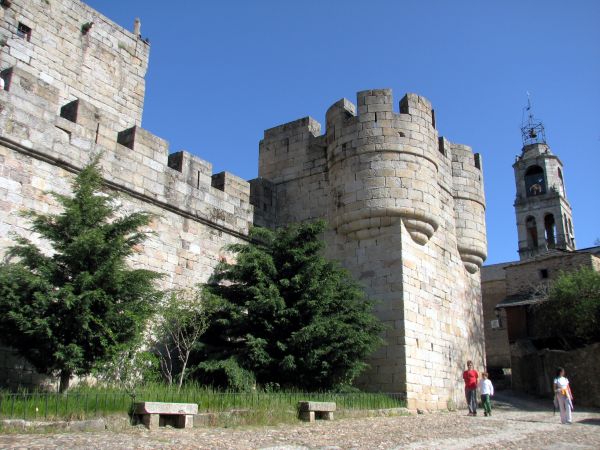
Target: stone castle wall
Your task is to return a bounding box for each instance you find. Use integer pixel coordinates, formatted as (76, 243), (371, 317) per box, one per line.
(0, 0), (148, 128)
(0, 0), (253, 388)
(253, 89), (488, 410)
(0, 0), (489, 409)
(0, 65), (253, 291)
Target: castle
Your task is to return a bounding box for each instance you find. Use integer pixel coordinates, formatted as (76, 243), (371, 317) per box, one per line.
(0, 0), (487, 410)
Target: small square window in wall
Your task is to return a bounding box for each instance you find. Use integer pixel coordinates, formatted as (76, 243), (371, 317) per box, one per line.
(539, 269), (549, 279)
(17, 22), (32, 41)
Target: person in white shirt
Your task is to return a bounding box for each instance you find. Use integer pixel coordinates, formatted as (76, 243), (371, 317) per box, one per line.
(554, 367), (573, 424)
(479, 372), (494, 416)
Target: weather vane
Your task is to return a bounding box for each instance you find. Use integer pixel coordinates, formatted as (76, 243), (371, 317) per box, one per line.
(520, 91), (546, 146)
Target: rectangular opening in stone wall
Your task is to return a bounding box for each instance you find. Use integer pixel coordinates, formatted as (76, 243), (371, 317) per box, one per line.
(0, 67), (12, 91)
(17, 22), (32, 41)
(60, 100), (79, 123)
(438, 137), (445, 156)
(431, 109), (436, 129)
(474, 153), (481, 169)
(167, 152), (184, 172)
(117, 127), (136, 149)
(211, 172), (225, 192)
(399, 96), (409, 114)
(539, 269), (549, 279)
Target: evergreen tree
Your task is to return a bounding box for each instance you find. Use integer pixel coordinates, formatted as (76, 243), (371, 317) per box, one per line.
(0, 158), (162, 391)
(197, 221), (384, 390)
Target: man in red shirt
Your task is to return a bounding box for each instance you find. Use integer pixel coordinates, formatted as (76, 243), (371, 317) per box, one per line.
(463, 360), (478, 416)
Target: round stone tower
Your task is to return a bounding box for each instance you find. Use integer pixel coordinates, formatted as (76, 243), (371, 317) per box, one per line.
(450, 142), (487, 273)
(326, 89), (440, 245)
(254, 88), (488, 409)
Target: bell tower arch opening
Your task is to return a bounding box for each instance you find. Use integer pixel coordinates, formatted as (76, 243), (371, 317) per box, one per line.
(526, 216), (538, 250)
(544, 214), (556, 249)
(524, 165), (545, 197)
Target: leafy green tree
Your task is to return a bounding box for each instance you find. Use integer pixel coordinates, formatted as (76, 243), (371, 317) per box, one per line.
(154, 288), (209, 390)
(0, 158), (162, 392)
(534, 267), (600, 347)
(196, 221), (384, 390)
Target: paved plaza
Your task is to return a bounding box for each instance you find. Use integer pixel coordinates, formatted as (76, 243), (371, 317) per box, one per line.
(0, 392), (598, 449)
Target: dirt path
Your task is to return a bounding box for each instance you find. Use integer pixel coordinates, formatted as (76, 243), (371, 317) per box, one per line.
(0, 391), (598, 449)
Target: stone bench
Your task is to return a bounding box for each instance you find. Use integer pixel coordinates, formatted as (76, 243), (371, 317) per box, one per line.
(134, 402), (198, 430)
(298, 401), (336, 422)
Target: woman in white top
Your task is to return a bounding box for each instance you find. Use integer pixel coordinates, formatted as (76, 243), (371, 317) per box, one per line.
(553, 367), (573, 424)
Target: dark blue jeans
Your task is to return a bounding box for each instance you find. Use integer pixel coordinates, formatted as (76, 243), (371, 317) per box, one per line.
(465, 387), (477, 414)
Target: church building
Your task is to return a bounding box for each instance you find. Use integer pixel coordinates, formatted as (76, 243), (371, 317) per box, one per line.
(481, 104), (600, 392)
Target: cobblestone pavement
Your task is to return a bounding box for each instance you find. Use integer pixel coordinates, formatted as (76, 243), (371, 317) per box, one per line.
(1, 393), (599, 449)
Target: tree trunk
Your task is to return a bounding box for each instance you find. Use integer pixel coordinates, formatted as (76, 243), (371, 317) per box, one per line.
(177, 352), (189, 393)
(59, 370), (71, 393)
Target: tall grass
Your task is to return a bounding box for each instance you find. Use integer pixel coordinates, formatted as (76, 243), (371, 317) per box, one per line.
(0, 383), (405, 423)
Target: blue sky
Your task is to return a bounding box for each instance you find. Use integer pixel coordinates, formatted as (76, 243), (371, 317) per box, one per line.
(86, 0), (600, 265)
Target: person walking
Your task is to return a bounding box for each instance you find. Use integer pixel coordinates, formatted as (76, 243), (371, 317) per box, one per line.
(463, 360), (478, 416)
(479, 372), (494, 416)
(553, 367), (574, 424)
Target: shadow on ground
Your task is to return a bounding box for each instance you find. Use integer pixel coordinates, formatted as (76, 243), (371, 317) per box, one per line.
(492, 390), (600, 415)
(577, 418), (600, 426)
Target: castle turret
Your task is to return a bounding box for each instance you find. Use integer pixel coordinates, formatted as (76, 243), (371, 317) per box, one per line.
(327, 90), (440, 244)
(514, 105), (575, 260)
(252, 88), (488, 410)
(448, 140), (487, 273)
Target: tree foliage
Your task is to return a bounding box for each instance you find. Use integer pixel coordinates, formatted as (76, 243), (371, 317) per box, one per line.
(534, 267), (600, 347)
(194, 358), (256, 392)
(95, 343), (160, 395)
(195, 221), (384, 390)
(0, 158), (162, 391)
(154, 288), (209, 390)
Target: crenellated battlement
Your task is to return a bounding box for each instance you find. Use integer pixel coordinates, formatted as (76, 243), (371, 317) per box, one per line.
(0, 1), (258, 387)
(256, 89), (487, 262)
(0, 0), (149, 129)
(253, 88), (488, 409)
(0, 0), (489, 410)
(7, 85), (251, 232)
(0, 61), (253, 270)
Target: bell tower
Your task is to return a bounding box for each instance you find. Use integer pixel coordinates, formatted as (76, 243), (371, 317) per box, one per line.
(513, 97), (575, 260)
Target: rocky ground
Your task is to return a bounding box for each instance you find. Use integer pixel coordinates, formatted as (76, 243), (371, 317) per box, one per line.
(0, 391), (598, 449)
